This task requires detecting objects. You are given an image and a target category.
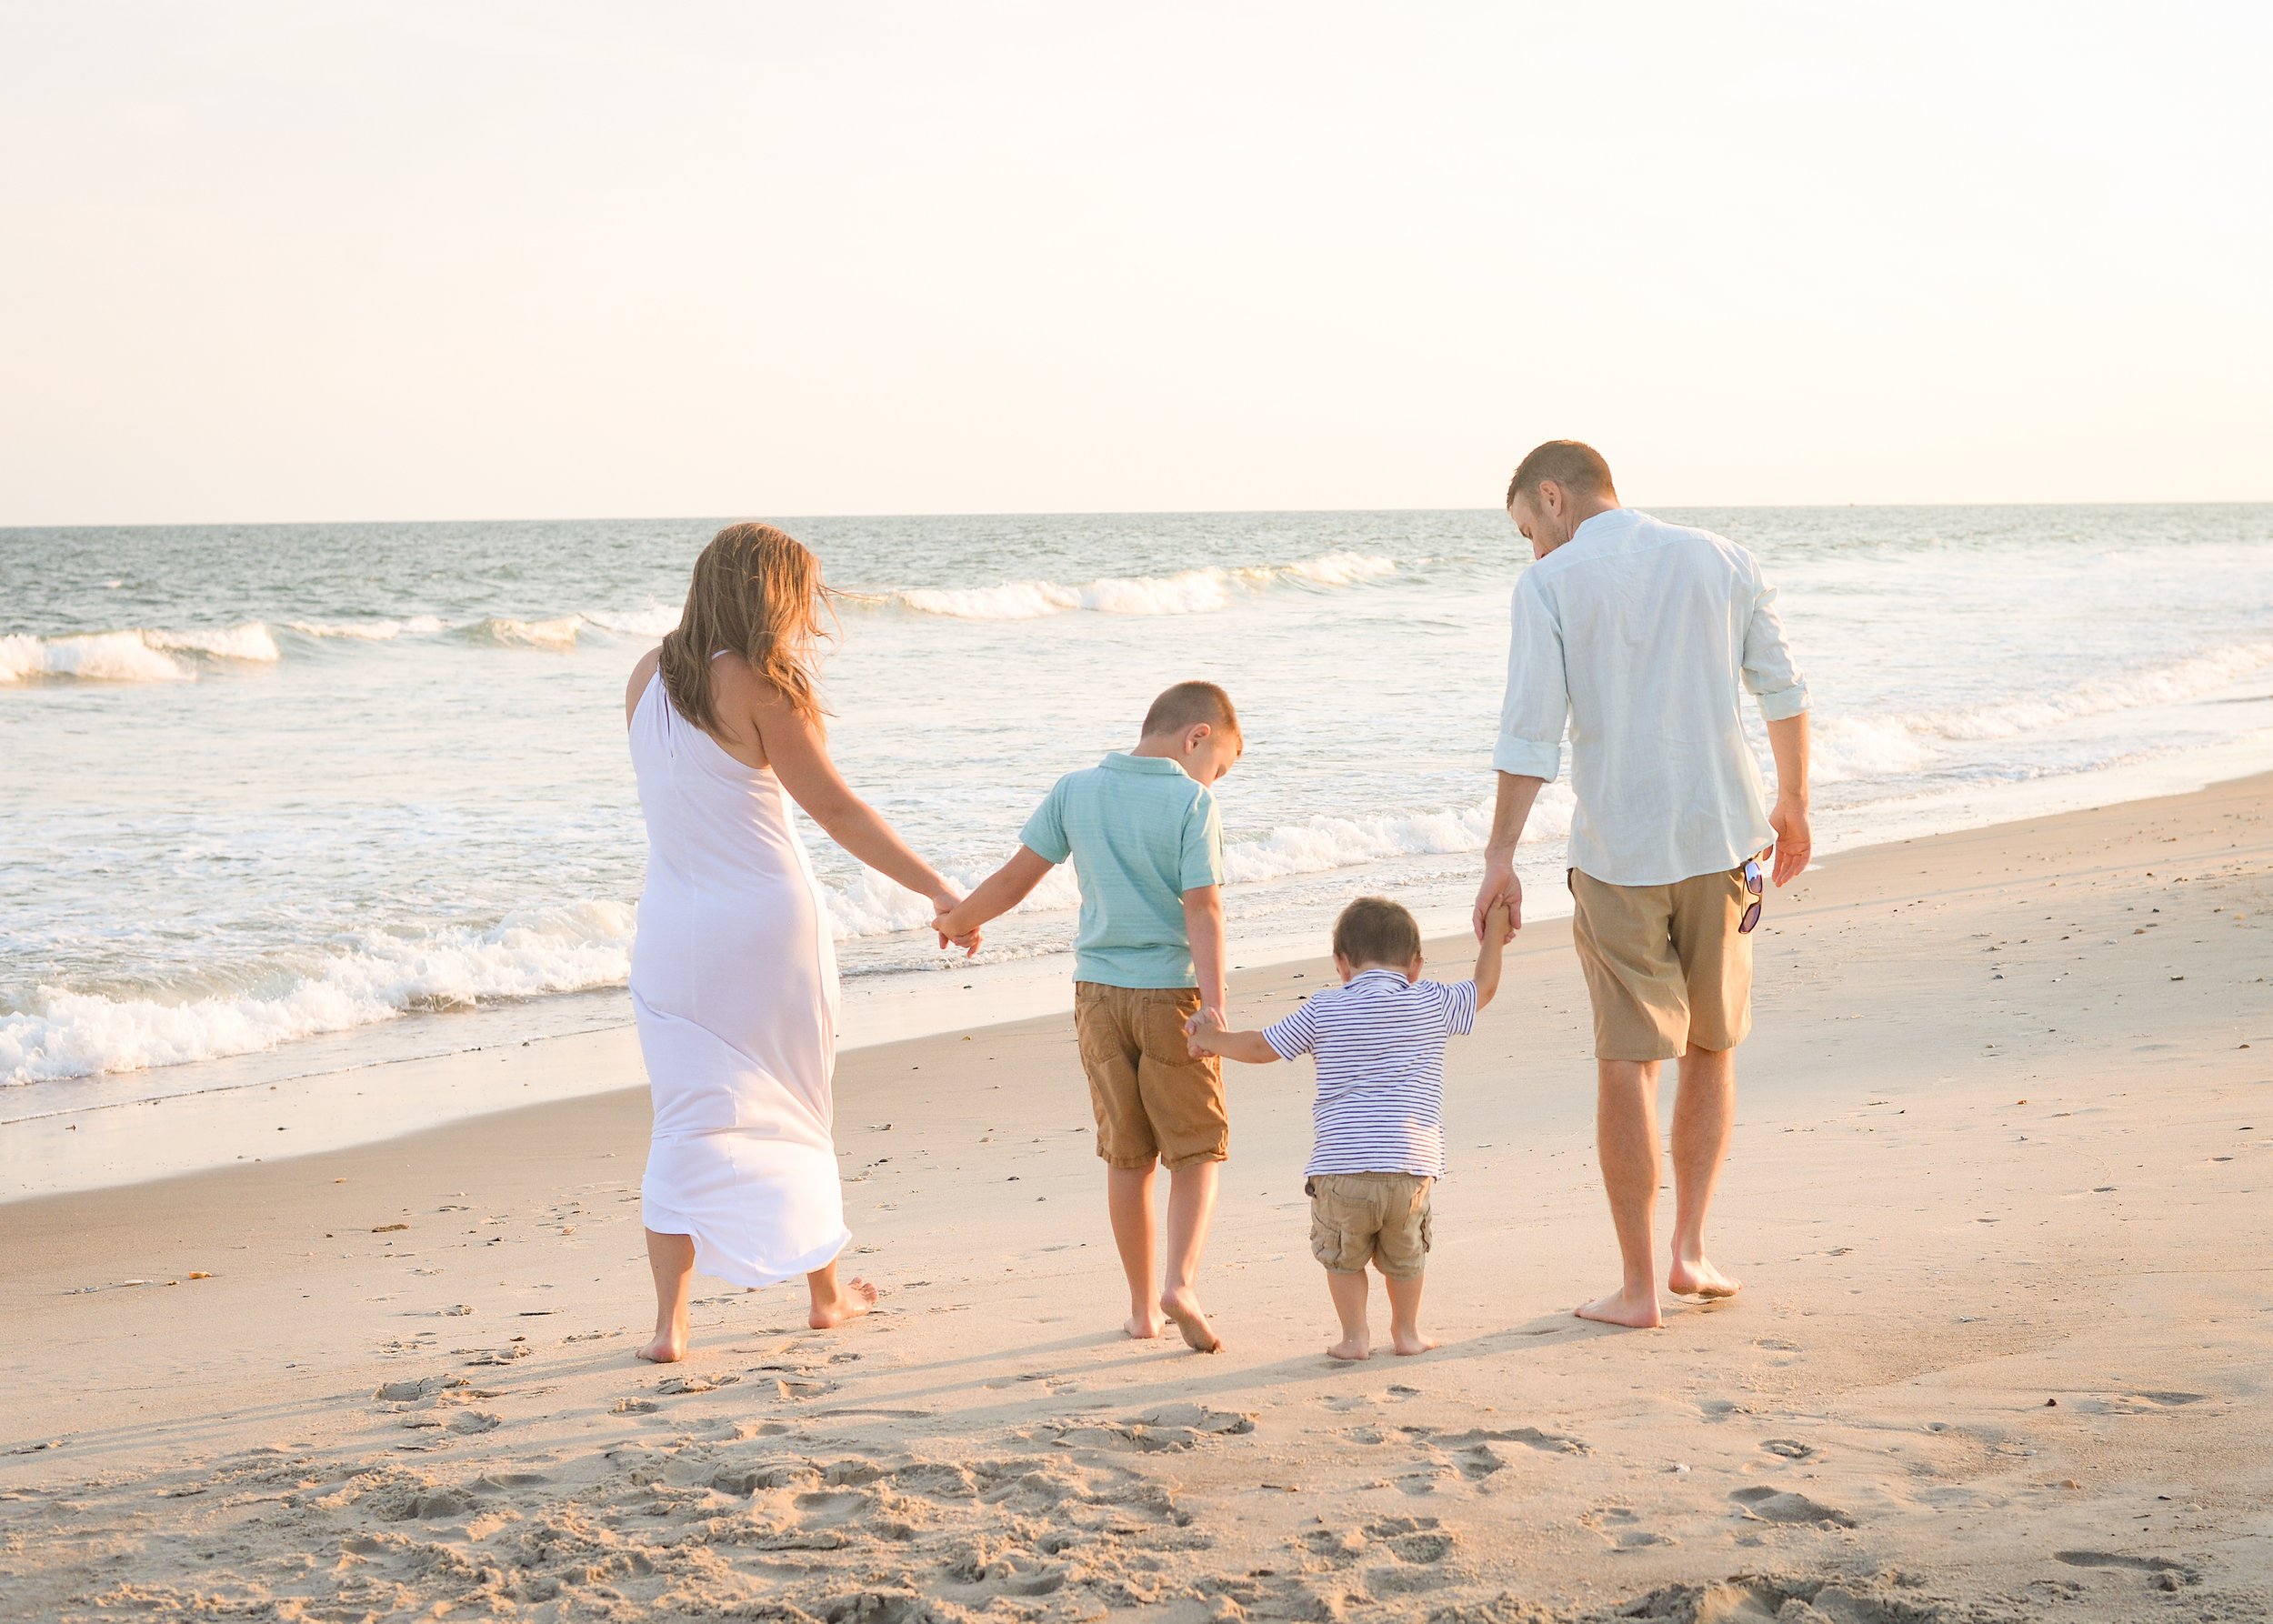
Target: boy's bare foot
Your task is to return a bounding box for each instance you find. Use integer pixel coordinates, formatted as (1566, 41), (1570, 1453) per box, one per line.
(636, 1326), (688, 1363)
(1576, 1285), (1663, 1329)
(1125, 1311), (1166, 1340)
(1667, 1255), (1741, 1298)
(1327, 1333), (1370, 1361)
(808, 1276), (879, 1329)
(1159, 1288), (1222, 1353)
(1390, 1330), (1437, 1357)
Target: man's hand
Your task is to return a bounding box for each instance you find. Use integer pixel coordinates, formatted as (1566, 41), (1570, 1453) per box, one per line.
(1472, 860), (1522, 941)
(1767, 797), (1812, 887)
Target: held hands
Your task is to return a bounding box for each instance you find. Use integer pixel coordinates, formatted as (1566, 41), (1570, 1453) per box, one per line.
(1767, 797), (1812, 887)
(1471, 861), (1521, 942)
(1182, 1006), (1228, 1059)
(931, 891), (982, 957)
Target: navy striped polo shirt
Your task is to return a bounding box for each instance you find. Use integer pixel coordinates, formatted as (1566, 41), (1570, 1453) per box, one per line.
(1263, 968), (1479, 1178)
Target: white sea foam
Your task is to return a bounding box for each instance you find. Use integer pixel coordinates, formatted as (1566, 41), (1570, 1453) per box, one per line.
(468, 615), (585, 649)
(0, 623), (276, 684)
(284, 615), (447, 640)
(1, 900), (636, 1085)
(876, 551), (1398, 620)
(581, 605), (683, 638)
(1811, 639), (2273, 785)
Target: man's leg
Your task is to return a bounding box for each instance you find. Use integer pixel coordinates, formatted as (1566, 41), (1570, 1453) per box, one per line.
(1577, 1059), (1665, 1328)
(1667, 1043), (1740, 1298)
(1158, 1159), (1223, 1351)
(1106, 1161), (1164, 1339)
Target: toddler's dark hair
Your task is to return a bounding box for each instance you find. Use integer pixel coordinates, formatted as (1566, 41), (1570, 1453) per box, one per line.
(1332, 896), (1421, 967)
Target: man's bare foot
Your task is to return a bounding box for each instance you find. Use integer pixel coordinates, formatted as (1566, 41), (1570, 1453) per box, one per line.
(1124, 1311), (1166, 1340)
(1575, 1286), (1663, 1328)
(1667, 1255), (1742, 1298)
(1327, 1332), (1370, 1361)
(808, 1276), (879, 1329)
(1159, 1288), (1222, 1353)
(1390, 1329), (1437, 1357)
(636, 1326), (687, 1363)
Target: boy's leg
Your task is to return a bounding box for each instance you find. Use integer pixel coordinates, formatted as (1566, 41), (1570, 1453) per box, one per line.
(1384, 1270), (1433, 1356)
(639, 1228), (696, 1363)
(1159, 1159), (1221, 1351)
(805, 1258), (879, 1330)
(1325, 1269), (1370, 1360)
(1106, 1161), (1165, 1338)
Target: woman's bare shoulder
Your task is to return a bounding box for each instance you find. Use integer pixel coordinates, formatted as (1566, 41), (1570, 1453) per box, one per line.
(624, 647), (664, 724)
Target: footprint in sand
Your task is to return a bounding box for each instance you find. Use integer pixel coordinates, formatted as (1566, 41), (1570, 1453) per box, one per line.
(2055, 1550), (2200, 1591)
(1728, 1485), (1858, 1527)
(1582, 1506), (1675, 1550)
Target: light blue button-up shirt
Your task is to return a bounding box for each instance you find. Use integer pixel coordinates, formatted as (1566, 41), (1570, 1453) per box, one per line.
(1494, 507), (1808, 887)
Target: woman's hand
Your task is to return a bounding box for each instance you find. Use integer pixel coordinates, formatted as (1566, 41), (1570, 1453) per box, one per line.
(933, 890), (982, 957)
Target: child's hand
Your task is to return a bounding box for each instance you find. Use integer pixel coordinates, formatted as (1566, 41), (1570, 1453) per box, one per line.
(1182, 1006), (1226, 1058)
(1484, 896), (1514, 945)
(934, 900), (982, 957)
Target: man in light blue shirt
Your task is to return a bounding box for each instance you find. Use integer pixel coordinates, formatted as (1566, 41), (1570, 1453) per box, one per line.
(1473, 440), (1812, 1331)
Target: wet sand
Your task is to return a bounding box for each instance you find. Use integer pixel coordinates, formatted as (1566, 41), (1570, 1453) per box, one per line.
(3, 774), (2268, 1622)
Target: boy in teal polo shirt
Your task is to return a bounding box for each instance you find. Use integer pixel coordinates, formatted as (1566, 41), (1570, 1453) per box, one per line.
(936, 681), (1242, 1353)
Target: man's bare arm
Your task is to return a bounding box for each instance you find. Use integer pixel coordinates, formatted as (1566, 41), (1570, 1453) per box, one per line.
(1472, 773), (1545, 938)
(1764, 712), (1811, 887)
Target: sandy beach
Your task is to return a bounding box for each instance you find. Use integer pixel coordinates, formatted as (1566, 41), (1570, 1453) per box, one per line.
(3, 773), (2268, 1623)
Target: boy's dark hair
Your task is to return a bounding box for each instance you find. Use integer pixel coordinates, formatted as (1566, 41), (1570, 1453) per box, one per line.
(1333, 896), (1422, 967)
(1142, 680), (1239, 738)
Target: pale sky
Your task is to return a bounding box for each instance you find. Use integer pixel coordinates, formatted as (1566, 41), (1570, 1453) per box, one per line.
(2, 2), (2267, 524)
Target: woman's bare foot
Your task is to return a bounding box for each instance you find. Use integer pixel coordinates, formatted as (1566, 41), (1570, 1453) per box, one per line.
(1576, 1285), (1663, 1328)
(1125, 1311), (1166, 1340)
(636, 1323), (688, 1363)
(1667, 1255), (1741, 1298)
(808, 1275), (879, 1329)
(1159, 1288), (1222, 1353)
(1327, 1332), (1371, 1361)
(1390, 1329), (1437, 1357)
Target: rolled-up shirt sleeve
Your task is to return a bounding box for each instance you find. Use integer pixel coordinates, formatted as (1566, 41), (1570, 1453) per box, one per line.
(1492, 575), (1567, 779)
(1740, 558), (1809, 721)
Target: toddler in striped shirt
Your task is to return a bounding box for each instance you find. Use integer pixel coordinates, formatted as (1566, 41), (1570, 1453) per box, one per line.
(1186, 894), (1508, 1358)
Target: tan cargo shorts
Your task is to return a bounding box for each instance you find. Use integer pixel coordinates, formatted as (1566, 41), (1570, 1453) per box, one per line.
(1073, 982), (1227, 1170)
(1307, 1171), (1433, 1279)
(1568, 866), (1755, 1062)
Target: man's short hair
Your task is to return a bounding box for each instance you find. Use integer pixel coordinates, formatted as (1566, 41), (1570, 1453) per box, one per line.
(1506, 440), (1616, 508)
(1142, 680), (1239, 738)
(1332, 895), (1422, 967)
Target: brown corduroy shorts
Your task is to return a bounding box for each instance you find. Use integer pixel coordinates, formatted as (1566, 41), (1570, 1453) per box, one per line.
(1073, 982), (1227, 1169)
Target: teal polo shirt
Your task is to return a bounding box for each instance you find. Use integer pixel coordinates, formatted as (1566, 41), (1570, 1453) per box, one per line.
(1019, 752), (1227, 988)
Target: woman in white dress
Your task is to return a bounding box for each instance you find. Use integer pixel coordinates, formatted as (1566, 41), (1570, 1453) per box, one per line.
(624, 523), (973, 1361)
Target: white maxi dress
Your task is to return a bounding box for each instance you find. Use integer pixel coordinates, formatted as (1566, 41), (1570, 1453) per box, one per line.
(628, 669), (849, 1286)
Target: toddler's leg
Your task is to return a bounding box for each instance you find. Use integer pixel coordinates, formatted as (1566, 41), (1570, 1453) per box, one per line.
(806, 1258), (879, 1330)
(1385, 1270), (1436, 1357)
(1326, 1270), (1370, 1360)
(639, 1229), (696, 1363)
(1106, 1161), (1165, 1338)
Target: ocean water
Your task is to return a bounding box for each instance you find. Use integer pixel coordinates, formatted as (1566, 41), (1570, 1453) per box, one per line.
(5, 506), (2271, 1098)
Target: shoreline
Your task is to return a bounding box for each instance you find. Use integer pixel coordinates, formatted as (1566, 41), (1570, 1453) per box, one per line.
(9, 730), (2273, 1203)
(3, 767), (2267, 1618)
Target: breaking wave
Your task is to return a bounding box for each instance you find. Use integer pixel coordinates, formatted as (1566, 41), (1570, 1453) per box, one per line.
(867, 552), (1399, 620)
(0, 623), (279, 684)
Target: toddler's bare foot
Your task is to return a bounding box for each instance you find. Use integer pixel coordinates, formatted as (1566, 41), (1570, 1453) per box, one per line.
(1159, 1288), (1222, 1353)
(1575, 1285), (1663, 1328)
(1124, 1311), (1166, 1340)
(636, 1327), (687, 1363)
(1327, 1333), (1370, 1361)
(809, 1276), (879, 1329)
(1667, 1255), (1741, 1298)
(1390, 1329), (1437, 1357)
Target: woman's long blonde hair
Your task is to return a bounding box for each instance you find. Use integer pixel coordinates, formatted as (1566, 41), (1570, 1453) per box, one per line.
(658, 523), (836, 736)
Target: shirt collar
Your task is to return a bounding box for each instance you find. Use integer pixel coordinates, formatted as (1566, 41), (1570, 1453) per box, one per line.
(1101, 751), (1187, 776)
(1569, 506), (1638, 546)
(1347, 966), (1413, 987)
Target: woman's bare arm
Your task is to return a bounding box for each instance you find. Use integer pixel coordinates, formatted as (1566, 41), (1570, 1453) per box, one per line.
(747, 684), (954, 909)
(625, 647), (662, 727)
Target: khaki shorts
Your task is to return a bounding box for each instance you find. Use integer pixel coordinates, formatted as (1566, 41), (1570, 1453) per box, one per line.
(1569, 867), (1754, 1062)
(1073, 983), (1227, 1170)
(1307, 1172), (1433, 1279)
